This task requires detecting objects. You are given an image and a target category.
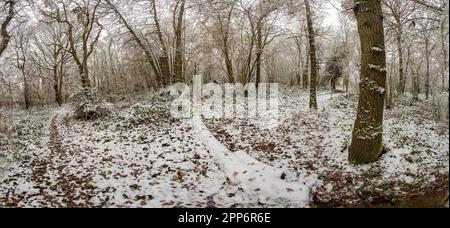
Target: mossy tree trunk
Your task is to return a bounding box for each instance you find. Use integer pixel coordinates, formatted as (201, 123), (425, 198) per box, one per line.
(349, 0), (387, 164)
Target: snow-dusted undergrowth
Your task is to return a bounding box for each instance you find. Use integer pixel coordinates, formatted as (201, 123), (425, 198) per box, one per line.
(0, 88), (448, 207)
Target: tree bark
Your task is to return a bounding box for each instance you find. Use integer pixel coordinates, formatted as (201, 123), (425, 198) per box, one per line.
(23, 72), (30, 110)
(303, 45), (310, 90)
(425, 39), (430, 100)
(410, 43), (421, 102)
(216, 3), (235, 83)
(440, 20), (448, 92)
(174, 0), (186, 83)
(396, 29), (405, 95)
(304, 0), (317, 110)
(57, 62), (65, 106)
(53, 65), (62, 106)
(349, 0), (387, 164)
(152, 0), (171, 86)
(255, 21), (262, 87)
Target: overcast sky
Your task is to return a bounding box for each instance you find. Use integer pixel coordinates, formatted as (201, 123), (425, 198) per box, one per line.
(323, 0), (341, 27)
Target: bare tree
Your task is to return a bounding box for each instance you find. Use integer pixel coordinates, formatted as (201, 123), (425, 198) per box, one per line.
(105, 0), (162, 87)
(204, 0), (237, 83)
(152, 0), (171, 86)
(416, 17), (438, 100)
(31, 23), (71, 106)
(46, 0), (104, 96)
(13, 32), (30, 109)
(383, 0), (417, 96)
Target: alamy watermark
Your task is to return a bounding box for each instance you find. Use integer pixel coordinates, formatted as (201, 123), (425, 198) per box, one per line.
(169, 75), (280, 129)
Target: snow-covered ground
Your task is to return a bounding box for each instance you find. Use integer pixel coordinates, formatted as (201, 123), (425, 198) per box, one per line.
(0, 88), (448, 207)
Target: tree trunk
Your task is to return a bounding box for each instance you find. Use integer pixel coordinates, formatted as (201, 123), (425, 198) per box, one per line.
(412, 69), (419, 102)
(396, 25), (405, 95)
(22, 70), (30, 110)
(221, 5), (235, 84)
(223, 34), (234, 83)
(53, 65), (62, 106)
(303, 45), (310, 90)
(331, 79), (336, 90)
(294, 35), (303, 86)
(386, 68), (393, 109)
(58, 66), (64, 106)
(344, 55), (350, 94)
(152, 0), (171, 86)
(349, 0), (387, 164)
(80, 65), (91, 89)
(386, 54), (395, 109)
(255, 21), (262, 87)
(405, 44), (411, 93)
(440, 21), (448, 92)
(174, 0), (186, 83)
(304, 0), (317, 110)
(344, 27), (350, 94)
(425, 39), (430, 100)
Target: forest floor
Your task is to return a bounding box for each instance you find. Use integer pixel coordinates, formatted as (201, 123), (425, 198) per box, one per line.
(0, 87), (448, 208)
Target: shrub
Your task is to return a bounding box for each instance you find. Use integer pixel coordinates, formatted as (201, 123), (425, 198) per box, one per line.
(73, 102), (112, 120)
(0, 113), (12, 138)
(126, 103), (164, 125)
(71, 88), (112, 120)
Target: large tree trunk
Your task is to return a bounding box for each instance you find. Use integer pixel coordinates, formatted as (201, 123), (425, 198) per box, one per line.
(349, 0), (387, 164)
(304, 0), (317, 110)
(80, 66), (91, 89)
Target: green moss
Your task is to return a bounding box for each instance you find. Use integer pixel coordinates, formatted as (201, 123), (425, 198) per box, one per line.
(411, 149), (422, 156)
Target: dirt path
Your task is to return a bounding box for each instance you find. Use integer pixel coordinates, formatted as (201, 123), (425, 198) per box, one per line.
(29, 113), (105, 207)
